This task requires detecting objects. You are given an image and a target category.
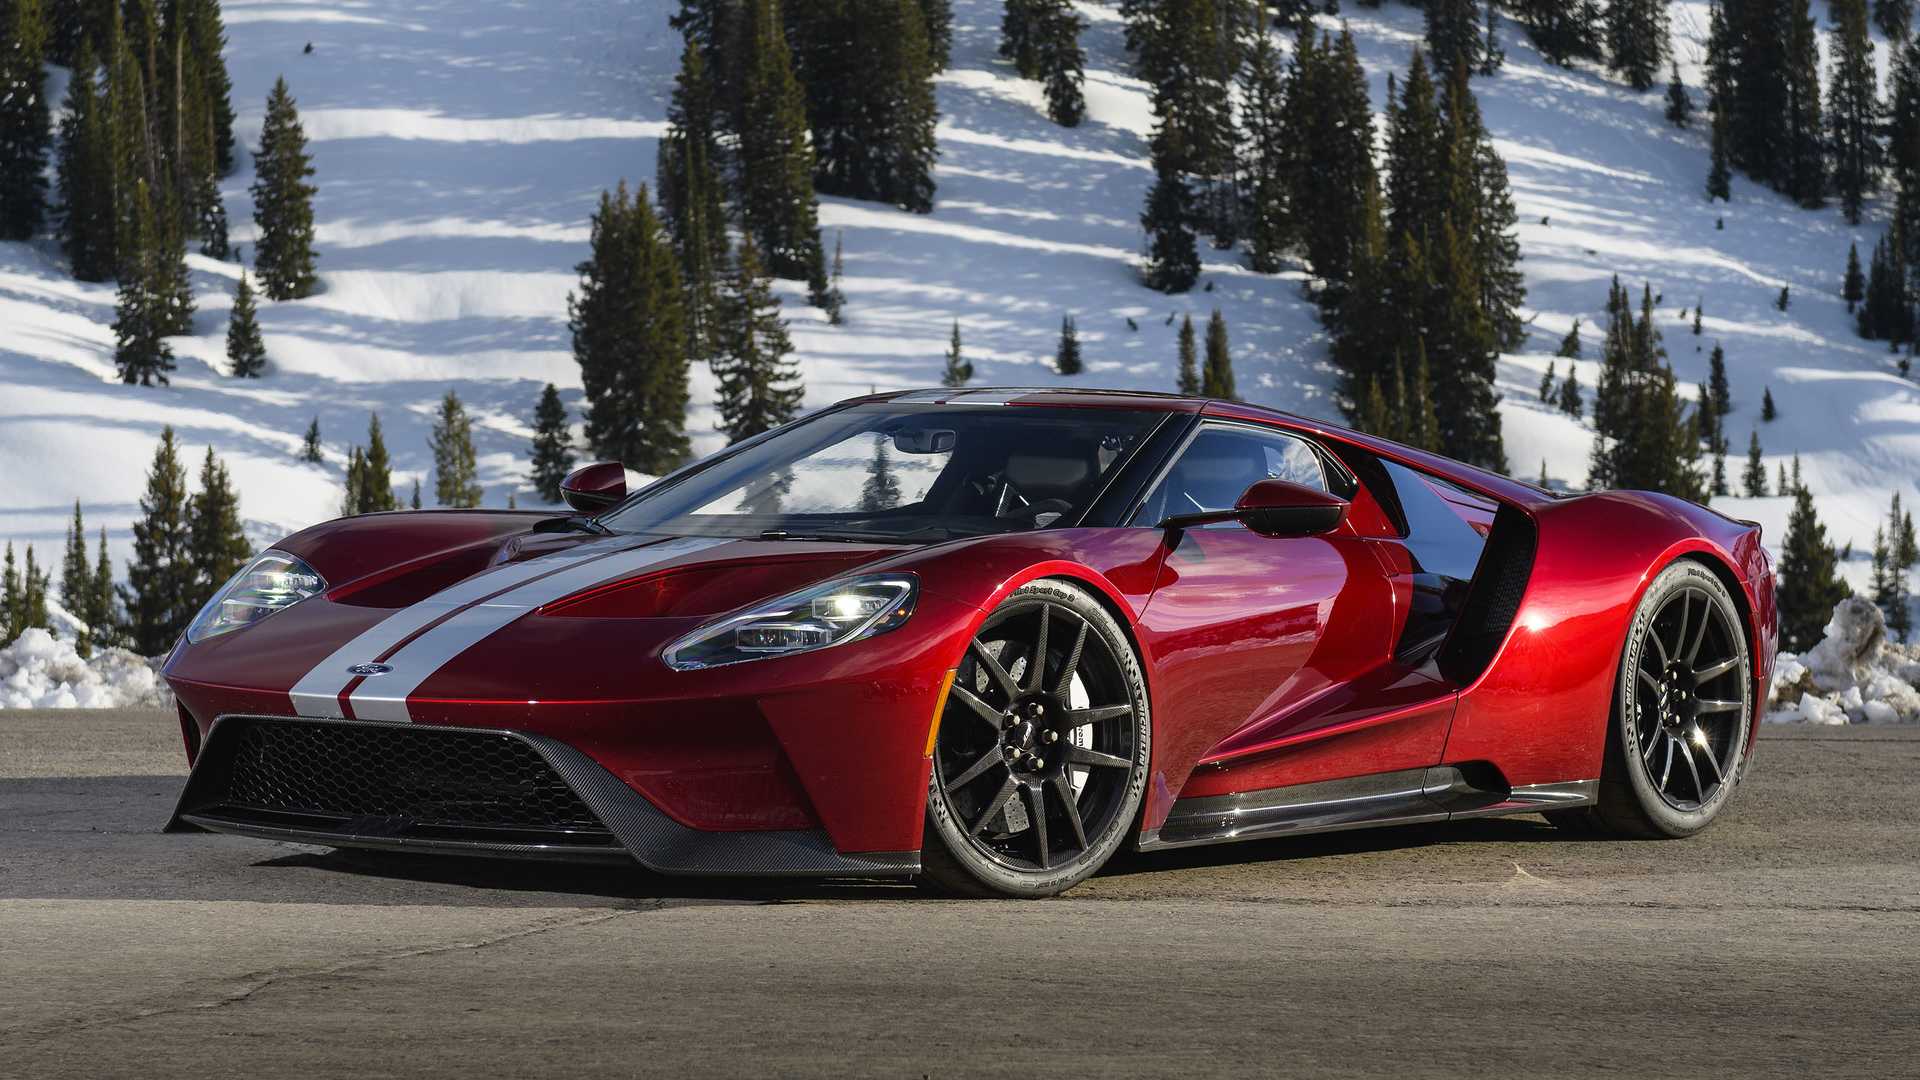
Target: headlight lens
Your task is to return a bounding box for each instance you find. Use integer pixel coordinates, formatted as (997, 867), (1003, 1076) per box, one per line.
(185, 551), (326, 643)
(663, 574), (917, 670)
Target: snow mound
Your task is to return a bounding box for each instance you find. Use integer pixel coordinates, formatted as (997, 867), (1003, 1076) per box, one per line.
(0, 629), (175, 710)
(1768, 598), (1920, 724)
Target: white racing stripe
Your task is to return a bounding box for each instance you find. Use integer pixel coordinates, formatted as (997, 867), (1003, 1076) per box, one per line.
(346, 536), (726, 722)
(286, 536), (638, 718)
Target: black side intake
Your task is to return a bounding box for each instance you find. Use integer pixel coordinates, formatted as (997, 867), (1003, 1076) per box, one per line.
(1437, 505), (1537, 686)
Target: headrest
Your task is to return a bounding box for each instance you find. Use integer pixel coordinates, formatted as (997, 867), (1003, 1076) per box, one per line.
(1005, 443), (1097, 500)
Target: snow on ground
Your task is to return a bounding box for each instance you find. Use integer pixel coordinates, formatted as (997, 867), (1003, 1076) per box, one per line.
(0, 1), (1917, 716)
(0, 628), (172, 709)
(1770, 597), (1920, 724)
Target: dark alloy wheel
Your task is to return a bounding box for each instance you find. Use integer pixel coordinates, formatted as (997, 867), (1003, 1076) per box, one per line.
(1550, 560), (1753, 838)
(920, 579), (1150, 897)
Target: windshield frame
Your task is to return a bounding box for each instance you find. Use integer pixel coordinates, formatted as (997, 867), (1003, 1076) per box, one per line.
(593, 401), (1179, 543)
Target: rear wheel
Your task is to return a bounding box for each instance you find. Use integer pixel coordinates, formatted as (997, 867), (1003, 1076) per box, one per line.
(920, 579), (1150, 898)
(1549, 560), (1753, 838)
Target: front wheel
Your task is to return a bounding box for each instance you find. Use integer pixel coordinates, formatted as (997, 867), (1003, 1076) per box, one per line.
(1550, 560), (1754, 838)
(919, 579), (1150, 898)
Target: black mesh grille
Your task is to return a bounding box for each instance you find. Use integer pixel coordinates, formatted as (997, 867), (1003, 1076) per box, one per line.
(219, 718), (609, 835)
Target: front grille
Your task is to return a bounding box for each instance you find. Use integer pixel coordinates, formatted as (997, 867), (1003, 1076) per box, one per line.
(216, 717), (610, 837)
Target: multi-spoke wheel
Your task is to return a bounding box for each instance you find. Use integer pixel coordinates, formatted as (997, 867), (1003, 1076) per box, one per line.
(1550, 560), (1753, 838)
(920, 579), (1150, 897)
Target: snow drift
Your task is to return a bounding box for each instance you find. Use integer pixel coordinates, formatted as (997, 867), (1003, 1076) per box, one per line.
(1769, 597), (1920, 724)
(0, 629), (174, 710)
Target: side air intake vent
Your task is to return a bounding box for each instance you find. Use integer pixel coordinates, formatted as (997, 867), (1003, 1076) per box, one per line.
(1437, 506), (1537, 685)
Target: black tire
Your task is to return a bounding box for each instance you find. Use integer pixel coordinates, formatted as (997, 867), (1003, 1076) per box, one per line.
(1550, 560), (1753, 838)
(919, 579), (1151, 898)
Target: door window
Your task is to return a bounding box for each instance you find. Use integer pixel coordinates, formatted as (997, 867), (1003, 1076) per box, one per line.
(1132, 425), (1327, 527)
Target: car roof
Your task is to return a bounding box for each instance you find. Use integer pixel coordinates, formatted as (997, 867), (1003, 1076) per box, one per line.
(846, 386), (1214, 413)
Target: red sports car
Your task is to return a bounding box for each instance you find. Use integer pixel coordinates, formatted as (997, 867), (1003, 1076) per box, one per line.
(163, 388), (1777, 897)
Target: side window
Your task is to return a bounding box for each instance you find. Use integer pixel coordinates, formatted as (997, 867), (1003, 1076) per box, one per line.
(1131, 425), (1327, 527)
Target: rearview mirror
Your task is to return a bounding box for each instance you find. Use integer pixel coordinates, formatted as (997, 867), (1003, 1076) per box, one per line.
(559, 461), (627, 513)
(1158, 479), (1348, 538)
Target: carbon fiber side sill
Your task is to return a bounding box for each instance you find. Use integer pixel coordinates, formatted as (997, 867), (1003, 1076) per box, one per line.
(1138, 767), (1599, 852)
(169, 715), (920, 878)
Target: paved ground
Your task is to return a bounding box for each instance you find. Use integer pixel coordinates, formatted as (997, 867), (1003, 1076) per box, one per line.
(1, 710), (1915, 1079)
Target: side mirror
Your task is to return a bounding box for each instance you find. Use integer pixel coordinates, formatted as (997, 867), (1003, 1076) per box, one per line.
(559, 462), (627, 513)
(1158, 479), (1348, 538)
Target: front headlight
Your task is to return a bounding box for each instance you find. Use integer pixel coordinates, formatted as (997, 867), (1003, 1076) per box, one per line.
(185, 551), (327, 643)
(663, 574), (917, 670)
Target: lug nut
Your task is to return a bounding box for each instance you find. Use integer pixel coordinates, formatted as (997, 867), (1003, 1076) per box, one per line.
(1042, 730), (1058, 744)
(1031, 757), (1045, 769)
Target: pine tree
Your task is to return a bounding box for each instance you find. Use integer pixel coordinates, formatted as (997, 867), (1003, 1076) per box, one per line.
(301, 417), (322, 463)
(1292, 30), (1379, 294)
(184, 0), (236, 175)
(150, 180), (195, 336)
(1785, 0), (1825, 206)
(409, 480), (421, 509)
(0, 0), (53, 240)
(1446, 60), (1527, 352)
(1706, 101), (1732, 201)
(1606, 0), (1668, 91)
(1776, 470), (1852, 651)
(1557, 362), (1584, 417)
(788, 0), (938, 213)
(658, 33), (731, 366)
(1692, 303), (1703, 335)
(1540, 360), (1557, 401)
(1762, 385), (1777, 420)
(1176, 313), (1200, 394)
(1001, 0), (1043, 77)
(430, 391), (483, 508)
(569, 182), (691, 474)
(1878, 491), (1915, 640)
(1742, 429), (1767, 495)
(713, 233), (804, 443)
(340, 445), (365, 516)
(1480, 5), (1506, 75)
(120, 427), (197, 655)
(250, 78), (318, 299)
(1708, 344), (1732, 418)
(359, 414), (398, 512)
(60, 502), (92, 653)
(112, 180), (177, 386)
(1038, 0), (1087, 127)
(1141, 157), (1199, 293)
(187, 446), (250, 600)
(529, 384), (574, 503)
(1408, 343), (1443, 451)
(1827, 0), (1881, 225)
(1055, 313), (1082, 375)
(859, 434), (901, 511)
(1241, 11), (1289, 273)
(920, 0), (953, 70)
(1778, 460), (1790, 494)
(1202, 308), (1234, 398)
(1878, 0), (1915, 37)
(1139, 0), (1239, 246)
(1426, 0), (1484, 78)
(1665, 62), (1692, 128)
(823, 230), (846, 324)
(1845, 242), (1866, 311)
(1, 544), (18, 645)
(1515, 0), (1603, 66)
(737, 0), (827, 291)
(55, 42), (116, 280)
(1556, 318), (1583, 358)
(941, 320), (973, 387)
(226, 270), (266, 377)
(1588, 280), (1705, 500)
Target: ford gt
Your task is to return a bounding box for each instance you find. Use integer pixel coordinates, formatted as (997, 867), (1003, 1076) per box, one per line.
(163, 388), (1777, 897)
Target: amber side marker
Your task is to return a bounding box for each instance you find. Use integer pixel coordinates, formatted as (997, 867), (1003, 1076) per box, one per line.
(925, 668), (958, 756)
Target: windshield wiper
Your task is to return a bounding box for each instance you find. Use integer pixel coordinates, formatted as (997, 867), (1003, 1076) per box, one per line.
(533, 514), (613, 536)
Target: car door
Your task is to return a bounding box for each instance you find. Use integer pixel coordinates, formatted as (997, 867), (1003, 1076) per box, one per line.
(1130, 423), (1389, 783)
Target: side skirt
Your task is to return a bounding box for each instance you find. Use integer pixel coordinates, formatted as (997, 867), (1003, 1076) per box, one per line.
(1137, 766), (1596, 852)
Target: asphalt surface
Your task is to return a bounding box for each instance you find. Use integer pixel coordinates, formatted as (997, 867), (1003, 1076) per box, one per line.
(1, 710), (1916, 1079)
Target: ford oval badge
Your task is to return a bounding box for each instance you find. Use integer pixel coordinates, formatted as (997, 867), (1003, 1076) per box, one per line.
(347, 662), (393, 677)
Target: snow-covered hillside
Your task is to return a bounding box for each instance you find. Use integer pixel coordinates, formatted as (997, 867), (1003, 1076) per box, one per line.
(0, 0), (1913, 612)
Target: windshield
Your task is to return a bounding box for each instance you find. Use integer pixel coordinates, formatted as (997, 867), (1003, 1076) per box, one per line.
(599, 404), (1168, 542)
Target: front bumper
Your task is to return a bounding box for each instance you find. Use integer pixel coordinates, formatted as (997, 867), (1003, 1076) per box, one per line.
(168, 715), (919, 878)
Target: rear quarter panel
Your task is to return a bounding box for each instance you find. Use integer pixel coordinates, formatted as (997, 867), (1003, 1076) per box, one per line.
(1443, 491), (1776, 786)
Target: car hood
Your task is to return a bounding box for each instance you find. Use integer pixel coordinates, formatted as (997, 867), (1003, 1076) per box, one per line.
(167, 512), (921, 718)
